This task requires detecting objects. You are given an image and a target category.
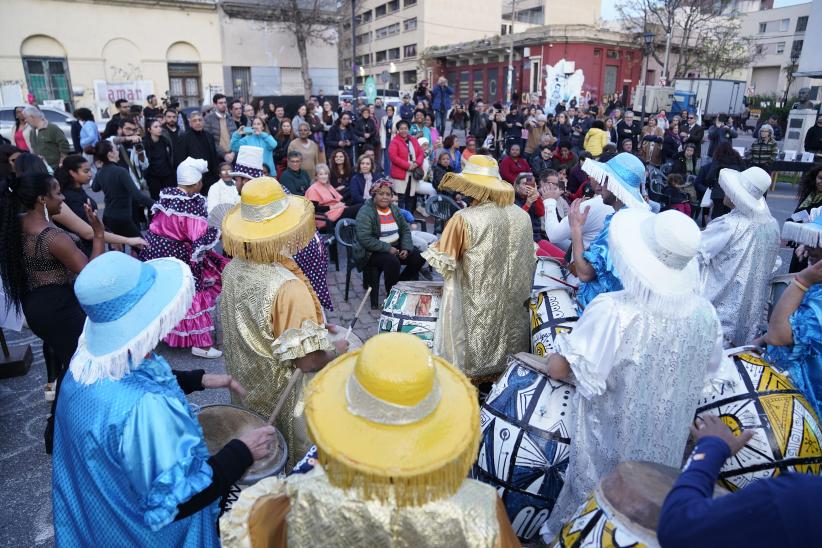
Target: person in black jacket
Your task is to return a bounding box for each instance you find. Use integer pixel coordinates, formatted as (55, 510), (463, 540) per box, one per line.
(176, 111), (224, 193)
(161, 109), (184, 166)
(325, 112), (355, 163)
(704, 142), (745, 220)
(804, 114), (822, 159)
(143, 119), (175, 199)
(353, 106), (379, 158)
(616, 110), (641, 151)
(681, 113), (705, 158)
(91, 141), (154, 237)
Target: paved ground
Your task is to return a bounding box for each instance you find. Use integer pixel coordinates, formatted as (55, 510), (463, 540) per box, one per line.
(0, 136), (802, 545)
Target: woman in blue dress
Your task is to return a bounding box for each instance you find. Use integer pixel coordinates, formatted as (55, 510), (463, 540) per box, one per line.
(765, 214), (822, 419)
(52, 251), (275, 547)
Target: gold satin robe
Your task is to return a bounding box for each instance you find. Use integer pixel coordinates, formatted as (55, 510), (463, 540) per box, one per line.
(423, 201), (535, 380)
(220, 258), (330, 466)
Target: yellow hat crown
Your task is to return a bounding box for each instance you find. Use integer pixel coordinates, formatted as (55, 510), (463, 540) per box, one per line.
(464, 154), (500, 175)
(353, 333), (435, 408)
(240, 177), (286, 207)
(439, 154), (514, 206)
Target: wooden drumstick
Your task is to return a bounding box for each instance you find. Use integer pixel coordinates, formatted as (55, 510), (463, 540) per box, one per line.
(345, 287), (372, 340)
(267, 368), (303, 427)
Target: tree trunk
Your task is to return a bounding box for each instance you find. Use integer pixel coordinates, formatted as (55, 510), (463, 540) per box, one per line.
(295, 32), (313, 101)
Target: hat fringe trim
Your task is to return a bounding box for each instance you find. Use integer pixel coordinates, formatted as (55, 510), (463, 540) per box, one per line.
(69, 261), (196, 385)
(222, 204), (317, 262)
(582, 161), (648, 210)
(782, 221), (822, 248)
(315, 429), (479, 507)
(438, 173), (514, 207)
(609, 242), (701, 314)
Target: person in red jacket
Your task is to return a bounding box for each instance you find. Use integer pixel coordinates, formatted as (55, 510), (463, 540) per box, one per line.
(499, 143), (529, 184)
(388, 119), (424, 211)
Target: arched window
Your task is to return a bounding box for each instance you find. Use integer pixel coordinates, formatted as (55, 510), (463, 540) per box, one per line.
(167, 42), (202, 108)
(20, 35), (72, 109)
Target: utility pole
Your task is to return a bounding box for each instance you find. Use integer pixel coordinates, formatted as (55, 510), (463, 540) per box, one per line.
(662, 28), (672, 84)
(506, 0), (517, 105)
(351, 0), (358, 100)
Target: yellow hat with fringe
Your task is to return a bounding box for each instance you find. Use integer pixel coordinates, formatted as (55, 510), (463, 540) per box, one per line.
(439, 154), (514, 206)
(221, 177), (315, 263)
(304, 332), (480, 507)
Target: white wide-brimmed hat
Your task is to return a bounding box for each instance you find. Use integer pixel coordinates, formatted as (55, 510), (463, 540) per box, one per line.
(609, 209), (701, 304)
(718, 167), (771, 217)
(229, 145), (264, 179)
(783, 212), (822, 249)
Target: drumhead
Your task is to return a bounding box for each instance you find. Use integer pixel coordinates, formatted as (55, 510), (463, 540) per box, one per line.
(198, 404), (288, 484)
(598, 461), (729, 541)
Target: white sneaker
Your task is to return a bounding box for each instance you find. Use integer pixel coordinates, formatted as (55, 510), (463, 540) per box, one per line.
(192, 347), (223, 359)
(44, 383), (56, 402)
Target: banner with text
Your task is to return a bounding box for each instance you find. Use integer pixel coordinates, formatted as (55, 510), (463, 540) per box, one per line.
(93, 80), (154, 119)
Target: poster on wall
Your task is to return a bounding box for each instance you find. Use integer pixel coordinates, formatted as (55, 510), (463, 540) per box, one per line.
(93, 80), (154, 120)
(543, 60), (584, 115)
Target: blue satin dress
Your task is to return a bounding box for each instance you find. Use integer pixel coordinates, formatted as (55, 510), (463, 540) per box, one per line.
(576, 213), (623, 311)
(767, 284), (822, 420)
(52, 354), (219, 547)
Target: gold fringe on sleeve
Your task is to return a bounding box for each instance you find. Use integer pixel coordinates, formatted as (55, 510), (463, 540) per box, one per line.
(422, 247), (457, 278)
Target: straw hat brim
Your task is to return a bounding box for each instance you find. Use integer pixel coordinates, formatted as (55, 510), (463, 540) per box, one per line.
(221, 195), (315, 261)
(718, 169), (769, 216)
(439, 172), (514, 206)
(305, 350), (479, 481)
(609, 209), (699, 300)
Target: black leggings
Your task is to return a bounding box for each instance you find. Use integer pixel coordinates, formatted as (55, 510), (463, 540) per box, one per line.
(365, 249), (425, 305)
(22, 284), (86, 380)
(146, 173), (176, 200)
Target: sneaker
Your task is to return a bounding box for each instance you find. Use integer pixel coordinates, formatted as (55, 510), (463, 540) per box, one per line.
(44, 383), (56, 402)
(192, 347), (223, 359)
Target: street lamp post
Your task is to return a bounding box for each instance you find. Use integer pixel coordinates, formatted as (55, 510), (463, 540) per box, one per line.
(782, 48), (801, 107)
(640, 31), (655, 126)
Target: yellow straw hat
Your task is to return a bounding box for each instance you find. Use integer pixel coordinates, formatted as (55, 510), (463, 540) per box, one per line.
(305, 333), (480, 507)
(439, 154), (515, 206)
(221, 177), (315, 263)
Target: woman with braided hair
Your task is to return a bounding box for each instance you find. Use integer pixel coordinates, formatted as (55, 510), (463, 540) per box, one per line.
(0, 172), (105, 451)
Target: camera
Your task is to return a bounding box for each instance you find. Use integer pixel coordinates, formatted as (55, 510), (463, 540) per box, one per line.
(134, 141), (144, 152)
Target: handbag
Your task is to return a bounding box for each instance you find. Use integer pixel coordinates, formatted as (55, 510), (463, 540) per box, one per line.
(411, 166), (425, 181)
(416, 180), (436, 196)
(700, 187), (713, 209)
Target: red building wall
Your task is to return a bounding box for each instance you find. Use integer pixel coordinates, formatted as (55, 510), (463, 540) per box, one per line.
(434, 40), (643, 106)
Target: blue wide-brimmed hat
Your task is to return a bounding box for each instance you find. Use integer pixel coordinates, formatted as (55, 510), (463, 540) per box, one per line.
(69, 252), (194, 385)
(582, 152), (650, 210)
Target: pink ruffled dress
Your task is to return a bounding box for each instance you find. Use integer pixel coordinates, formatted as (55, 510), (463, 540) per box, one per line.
(139, 187), (229, 348)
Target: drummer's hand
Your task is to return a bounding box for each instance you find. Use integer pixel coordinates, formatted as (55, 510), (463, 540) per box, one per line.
(238, 426), (276, 461)
(799, 259), (822, 286)
(398, 249), (409, 260)
(202, 373), (247, 398)
(691, 414), (753, 455)
(794, 245), (807, 260)
(333, 338), (350, 356)
(568, 199), (590, 235)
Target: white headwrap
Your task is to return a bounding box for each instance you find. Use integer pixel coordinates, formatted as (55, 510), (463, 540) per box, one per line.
(177, 157), (208, 186)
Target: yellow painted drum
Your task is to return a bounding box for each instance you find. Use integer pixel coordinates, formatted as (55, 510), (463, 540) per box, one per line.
(694, 349), (822, 491)
(529, 289), (578, 357)
(551, 461), (728, 548)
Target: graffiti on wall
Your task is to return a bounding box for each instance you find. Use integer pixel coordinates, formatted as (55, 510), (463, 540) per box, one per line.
(544, 59), (584, 115)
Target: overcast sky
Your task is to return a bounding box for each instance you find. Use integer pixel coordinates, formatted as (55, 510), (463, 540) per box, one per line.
(599, 0), (810, 20)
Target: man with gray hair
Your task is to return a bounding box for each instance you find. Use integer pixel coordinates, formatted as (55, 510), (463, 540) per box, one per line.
(176, 110), (224, 192)
(24, 106), (71, 170)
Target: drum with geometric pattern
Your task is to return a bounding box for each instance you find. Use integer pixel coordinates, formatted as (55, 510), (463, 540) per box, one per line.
(694, 349), (822, 491)
(529, 288), (578, 357)
(472, 354), (575, 542)
(378, 281), (442, 349)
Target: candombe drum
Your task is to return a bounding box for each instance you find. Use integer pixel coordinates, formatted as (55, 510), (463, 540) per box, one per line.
(550, 461), (728, 547)
(472, 354), (576, 542)
(530, 291), (578, 358)
(378, 281), (442, 349)
(693, 348), (822, 491)
(533, 256), (570, 293)
(198, 404), (288, 512)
